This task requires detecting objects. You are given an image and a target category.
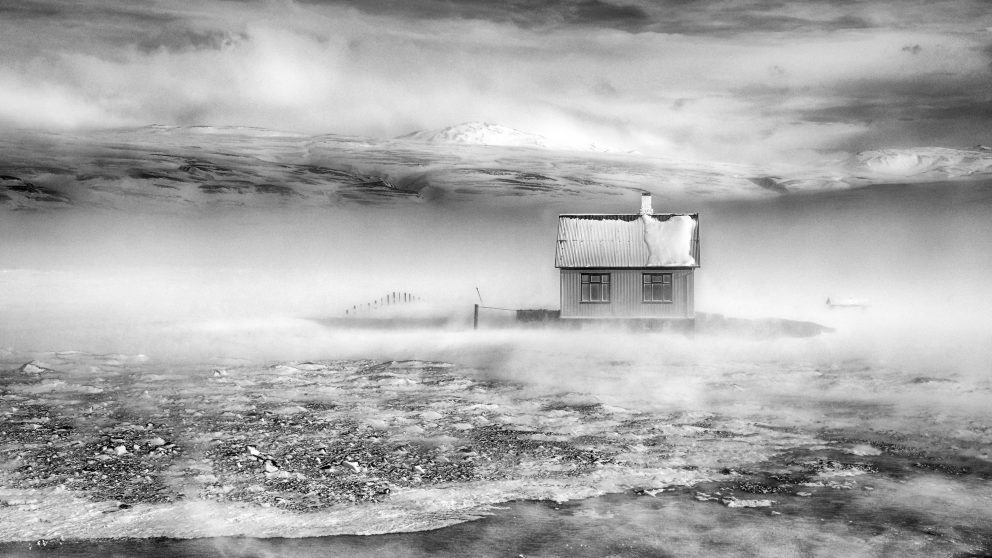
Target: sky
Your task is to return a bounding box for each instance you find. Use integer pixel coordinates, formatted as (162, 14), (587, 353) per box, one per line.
(1, 0), (991, 162)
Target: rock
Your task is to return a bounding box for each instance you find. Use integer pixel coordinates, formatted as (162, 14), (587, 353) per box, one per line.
(263, 460), (279, 473)
(16, 362), (50, 375)
(723, 498), (774, 508)
(344, 461), (361, 473)
(147, 437), (166, 447)
(246, 445), (261, 457)
(114, 445), (128, 456)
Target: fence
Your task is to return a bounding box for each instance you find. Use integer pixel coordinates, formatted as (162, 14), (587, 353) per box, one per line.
(473, 304), (560, 329)
(344, 292), (422, 316)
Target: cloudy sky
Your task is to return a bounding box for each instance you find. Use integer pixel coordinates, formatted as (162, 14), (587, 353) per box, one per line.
(1, 0), (990, 162)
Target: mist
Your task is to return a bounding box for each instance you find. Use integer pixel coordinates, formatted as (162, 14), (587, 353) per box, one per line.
(2, 176), (990, 377)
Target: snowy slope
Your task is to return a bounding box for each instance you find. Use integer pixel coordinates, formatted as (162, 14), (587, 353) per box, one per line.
(396, 121), (550, 148)
(854, 147), (992, 179)
(3, 125), (992, 214)
(0, 126), (779, 212)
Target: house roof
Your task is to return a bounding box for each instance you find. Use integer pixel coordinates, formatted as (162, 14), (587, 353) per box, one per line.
(555, 213), (700, 269)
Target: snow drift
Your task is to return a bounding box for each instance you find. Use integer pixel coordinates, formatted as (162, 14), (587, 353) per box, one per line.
(642, 214), (696, 267)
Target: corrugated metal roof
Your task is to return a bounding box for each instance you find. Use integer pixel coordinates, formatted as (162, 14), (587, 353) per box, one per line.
(555, 213), (700, 268)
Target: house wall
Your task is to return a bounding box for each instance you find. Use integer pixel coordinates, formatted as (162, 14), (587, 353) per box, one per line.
(559, 268), (694, 319)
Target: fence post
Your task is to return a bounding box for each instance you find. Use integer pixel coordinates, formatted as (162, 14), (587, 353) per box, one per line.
(473, 304), (479, 330)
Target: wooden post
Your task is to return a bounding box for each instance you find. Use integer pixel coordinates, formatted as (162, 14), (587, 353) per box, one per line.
(473, 304), (479, 330)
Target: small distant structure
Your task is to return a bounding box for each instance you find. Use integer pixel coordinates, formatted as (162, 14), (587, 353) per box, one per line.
(555, 193), (699, 321)
(826, 297), (870, 310)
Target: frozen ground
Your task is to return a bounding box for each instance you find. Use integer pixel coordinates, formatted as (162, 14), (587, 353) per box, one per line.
(0, 322), (991, 555)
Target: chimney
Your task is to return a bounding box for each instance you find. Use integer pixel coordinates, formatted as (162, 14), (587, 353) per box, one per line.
(639, 193), (653, 215)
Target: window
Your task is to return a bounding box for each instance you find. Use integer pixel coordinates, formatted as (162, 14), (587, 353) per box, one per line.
(580, 273), (611, 303)
(643, 273), (673, 303)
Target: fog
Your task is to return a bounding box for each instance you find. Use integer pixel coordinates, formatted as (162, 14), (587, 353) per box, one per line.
(2, 176), (990, 383)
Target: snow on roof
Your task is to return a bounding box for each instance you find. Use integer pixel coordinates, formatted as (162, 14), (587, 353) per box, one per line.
(555, 213), (699, 269)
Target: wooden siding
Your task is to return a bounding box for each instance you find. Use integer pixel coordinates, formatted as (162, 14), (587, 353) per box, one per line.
(560, 269), (694, 319)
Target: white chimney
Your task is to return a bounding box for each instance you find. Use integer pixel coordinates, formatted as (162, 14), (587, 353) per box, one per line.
(639, 193), (653, 215)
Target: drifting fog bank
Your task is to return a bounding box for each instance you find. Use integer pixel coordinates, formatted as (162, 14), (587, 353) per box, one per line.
(3, 172), (991, 359)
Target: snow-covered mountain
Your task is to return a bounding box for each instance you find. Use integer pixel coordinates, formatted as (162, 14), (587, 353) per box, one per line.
(396, 122), (550, 149)
(3, 125), (992, 213)
(854, 147), (992, 179)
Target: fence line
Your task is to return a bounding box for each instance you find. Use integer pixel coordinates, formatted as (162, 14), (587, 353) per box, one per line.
(344, 291), (422, 316)
(473, 303), (518, 329)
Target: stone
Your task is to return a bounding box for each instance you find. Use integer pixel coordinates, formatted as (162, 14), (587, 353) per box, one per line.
(723, 498), (774, 508)
(17, 362), (50, 375)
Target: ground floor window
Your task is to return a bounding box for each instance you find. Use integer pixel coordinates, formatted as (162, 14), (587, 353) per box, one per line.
(580, 273), (611, 302)
(642, 273), (673, 302)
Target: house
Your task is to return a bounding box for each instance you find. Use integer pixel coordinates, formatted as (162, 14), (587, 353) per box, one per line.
(555, 193), (699, 321)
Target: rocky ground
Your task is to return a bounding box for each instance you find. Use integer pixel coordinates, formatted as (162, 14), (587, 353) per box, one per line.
(1, 348), (991, 555)
(0, 350), (814, 539)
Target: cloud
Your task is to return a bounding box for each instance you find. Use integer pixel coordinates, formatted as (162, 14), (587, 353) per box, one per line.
(0, 0), (991, 163)
(298, 0), (652, 31)
(135, 28), (248, 54)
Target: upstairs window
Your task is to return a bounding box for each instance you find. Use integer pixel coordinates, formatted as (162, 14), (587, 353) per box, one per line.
(643, 273), (673, 303)
(580, 273), (611, 303)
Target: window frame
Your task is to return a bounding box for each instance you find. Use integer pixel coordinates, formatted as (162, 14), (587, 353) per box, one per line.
(642, 273), (673, 303)
(580, 273), (611, 303)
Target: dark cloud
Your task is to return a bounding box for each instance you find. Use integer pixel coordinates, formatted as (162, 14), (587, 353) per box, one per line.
(790, 94), (992, 149)
(591, 79), (619, 97)
(828, 14), (873, 30)
(296, 0), (879, 33)
(0, 2), (63, 18)
(566, 0), (651, 28)
(135, 29), (248, 54)
(664, 8), (875, 35)
(0, 1), (180, 26)
(983, 43), (992, 69)
(297, 0), (651, 30)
